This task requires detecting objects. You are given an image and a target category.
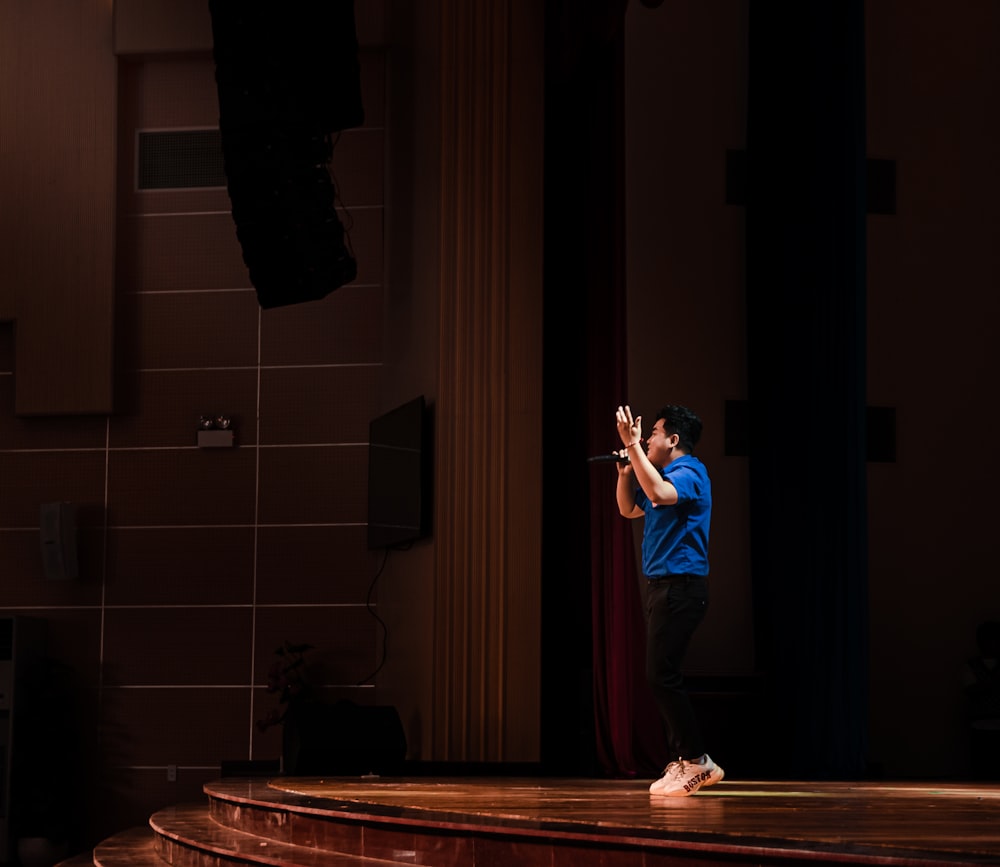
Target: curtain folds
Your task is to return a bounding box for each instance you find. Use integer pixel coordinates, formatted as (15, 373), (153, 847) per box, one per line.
(745, 1), (869, 777)
(544, 0), (663, 778)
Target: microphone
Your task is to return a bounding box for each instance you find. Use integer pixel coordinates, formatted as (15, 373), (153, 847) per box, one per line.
(587, 453), (629, 464)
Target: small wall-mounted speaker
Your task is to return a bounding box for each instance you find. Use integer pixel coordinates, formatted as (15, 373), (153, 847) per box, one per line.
(39, 502), (78, 581)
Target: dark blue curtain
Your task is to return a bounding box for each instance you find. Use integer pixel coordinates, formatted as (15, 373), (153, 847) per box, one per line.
(745, 1), (870, 777)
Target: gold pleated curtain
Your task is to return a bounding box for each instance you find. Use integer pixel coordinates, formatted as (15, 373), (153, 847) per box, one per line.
(432, 0), (544, 762)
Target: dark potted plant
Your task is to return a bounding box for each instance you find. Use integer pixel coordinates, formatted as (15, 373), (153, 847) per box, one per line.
(256, 641), (406, 776)
(257, 641), (320, 774)
(257, 641), (316, 728)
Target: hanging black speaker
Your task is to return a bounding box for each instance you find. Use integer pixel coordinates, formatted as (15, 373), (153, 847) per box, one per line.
(208, 0), (364, 309)
(209, 0), (364, 138)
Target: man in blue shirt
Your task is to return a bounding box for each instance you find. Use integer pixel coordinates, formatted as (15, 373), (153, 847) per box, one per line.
(615, 403), (723, 796)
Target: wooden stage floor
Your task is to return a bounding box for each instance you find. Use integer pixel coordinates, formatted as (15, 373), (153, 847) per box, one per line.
(233, 774), (1000, 866)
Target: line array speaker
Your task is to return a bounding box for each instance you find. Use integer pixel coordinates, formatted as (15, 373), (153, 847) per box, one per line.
(208, 1), (364, 309)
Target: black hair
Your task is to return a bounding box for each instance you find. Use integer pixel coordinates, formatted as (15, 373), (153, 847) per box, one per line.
(656, 404), (703, 453)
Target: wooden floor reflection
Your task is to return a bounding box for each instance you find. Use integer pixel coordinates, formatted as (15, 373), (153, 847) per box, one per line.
(250, 775), (1000, 865)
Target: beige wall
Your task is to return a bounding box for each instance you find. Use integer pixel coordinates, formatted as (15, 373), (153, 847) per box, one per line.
(624, 0), (754, 679)
(864, 0), (1000, 777)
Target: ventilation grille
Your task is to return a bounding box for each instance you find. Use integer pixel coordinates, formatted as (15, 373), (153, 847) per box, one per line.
(137, 129), (226, 190)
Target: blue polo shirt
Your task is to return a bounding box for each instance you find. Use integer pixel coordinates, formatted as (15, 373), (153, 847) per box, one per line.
(633, 454), (711, 578)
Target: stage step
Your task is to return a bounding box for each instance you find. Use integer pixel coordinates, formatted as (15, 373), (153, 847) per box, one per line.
(70, 776), (1000, 867)
(92, 826), (158, 867)
(58, 852), (105, 867)
(150, 803), (412, 867)
(84, 805), (425, 867)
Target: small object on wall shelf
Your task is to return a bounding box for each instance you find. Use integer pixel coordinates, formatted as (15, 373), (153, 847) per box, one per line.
(197, 414), (236, 448)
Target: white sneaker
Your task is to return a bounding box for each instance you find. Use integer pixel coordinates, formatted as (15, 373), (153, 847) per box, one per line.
(648, 759), (681, 794)
(649, 754), (724, 796)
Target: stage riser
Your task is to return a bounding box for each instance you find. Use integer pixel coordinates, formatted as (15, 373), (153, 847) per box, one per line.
(201, 794), (845, 867)
(208, 796), (476, 863)
(75, 778), (1000, 867)
(93, 816), (775, 867)
(92, 827), (162, 867)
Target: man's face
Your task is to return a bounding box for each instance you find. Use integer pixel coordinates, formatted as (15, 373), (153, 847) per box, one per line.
(644, 419), (678, 466)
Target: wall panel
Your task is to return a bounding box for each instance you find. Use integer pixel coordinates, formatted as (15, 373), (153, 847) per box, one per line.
(0, 0), (116, 414)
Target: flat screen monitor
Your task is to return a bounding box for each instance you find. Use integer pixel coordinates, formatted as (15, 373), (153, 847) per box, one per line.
(366, 395), (431, 549)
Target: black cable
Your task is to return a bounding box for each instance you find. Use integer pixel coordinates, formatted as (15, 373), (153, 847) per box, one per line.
(357, 545), (392, 684)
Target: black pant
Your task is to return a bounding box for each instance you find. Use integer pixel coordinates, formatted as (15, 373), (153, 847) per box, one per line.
(645, 574), (708, 762)
(970, 726), (1000, 781)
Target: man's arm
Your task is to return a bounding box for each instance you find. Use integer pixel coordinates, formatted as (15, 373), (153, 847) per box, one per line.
(616, 461), (644, 518)
(628, 445), (679, 506)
